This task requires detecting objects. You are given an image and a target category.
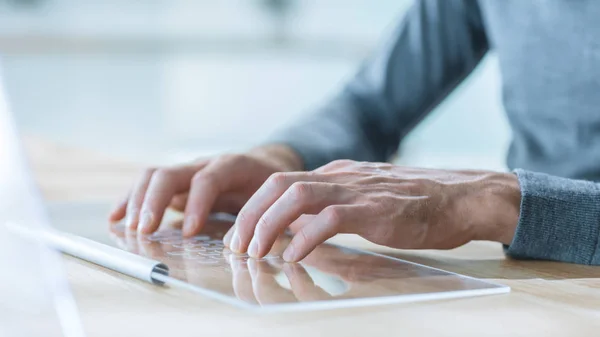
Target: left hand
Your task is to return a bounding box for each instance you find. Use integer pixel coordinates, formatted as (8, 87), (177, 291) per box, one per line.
(223, 160), (521, 262)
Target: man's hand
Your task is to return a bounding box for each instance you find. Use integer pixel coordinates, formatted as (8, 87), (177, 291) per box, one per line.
(224, 160), (521, 262)
(108, 145), (303, 236)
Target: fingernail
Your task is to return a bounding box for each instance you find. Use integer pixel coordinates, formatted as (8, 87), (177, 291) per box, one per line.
(139, 211), (154, 233)
(230, 229), (241, 252)
(183, 215), (198, 235)
(283, 244), (296, 262)
(248, 238), (260, 258)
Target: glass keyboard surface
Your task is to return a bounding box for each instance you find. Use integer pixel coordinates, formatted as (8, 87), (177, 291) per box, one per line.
(49, 202), (510, 311)
(110, 223), (282, 273)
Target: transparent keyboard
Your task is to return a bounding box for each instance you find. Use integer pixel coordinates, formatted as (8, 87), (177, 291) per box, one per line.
(49, 203), (511, 309)
(109, 223), (283, 274)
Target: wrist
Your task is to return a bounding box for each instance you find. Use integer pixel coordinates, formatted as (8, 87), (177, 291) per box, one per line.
(470, 172), (522, 245)
(249, 144), (304, 172)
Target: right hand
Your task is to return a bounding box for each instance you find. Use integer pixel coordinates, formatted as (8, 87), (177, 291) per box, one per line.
(108, 145), (303, 236)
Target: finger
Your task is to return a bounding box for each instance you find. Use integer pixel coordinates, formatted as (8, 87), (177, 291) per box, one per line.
(125, 168), (156, 230)
(224, 215), (292, 251)
(138, 164), (203, 234)
(283, 263), (331, 302)
(183, 156), (254, 237)
(216, 195), (252, 248)
(247, 182), (340, 258)
(233, 172), (321, 254)
(228, 255), (257, 304)
(223, 225), (236, 247)
(109, 193), (130, 222)
(288, 214), (316, 234)
(250, 215), (314, 253)
(248, 258), (296, 305)
(282, 206), (354, 262)
(268, 233), (291, 257)
(169, 193), (188, 212)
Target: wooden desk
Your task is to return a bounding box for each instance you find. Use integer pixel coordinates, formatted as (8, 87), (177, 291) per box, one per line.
(24, 135), (600, 337)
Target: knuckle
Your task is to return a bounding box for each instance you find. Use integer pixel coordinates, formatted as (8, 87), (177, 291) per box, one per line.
(190, 171), (219, 192)
(256, 214), (271, 231)
(320, 159), (354, 171)
(332, 159), (354, 166)
(216, 153), (248, 167)
(152, 168), (175, 182)
(295, 228), (311, 246)
(236, 210), (261, 229)
(322, 206), (343, 228)
(267, 172), (288, 186)
(191, 171), (205, 184)
(191, 170), (210, 184)
(235, 211), (251, 226)
(288, 182), (312, 201)
(230, 153), (250, 164)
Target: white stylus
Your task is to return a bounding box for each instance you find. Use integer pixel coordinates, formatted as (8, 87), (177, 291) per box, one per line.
(5, 222), (169, 285)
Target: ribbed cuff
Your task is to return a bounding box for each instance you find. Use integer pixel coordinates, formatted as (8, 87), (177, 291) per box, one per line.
(506, 169), (600, 265)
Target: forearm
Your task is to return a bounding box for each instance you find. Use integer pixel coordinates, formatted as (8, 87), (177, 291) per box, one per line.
(506, 169), (600, 265)
(267, 0), (489, 170)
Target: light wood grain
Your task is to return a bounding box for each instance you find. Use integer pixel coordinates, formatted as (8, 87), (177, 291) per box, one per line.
(23, 135), (600, 337)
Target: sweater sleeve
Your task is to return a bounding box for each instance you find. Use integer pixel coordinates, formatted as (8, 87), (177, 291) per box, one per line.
(507, 169), (600, 265)
(265, 0), (490, 170)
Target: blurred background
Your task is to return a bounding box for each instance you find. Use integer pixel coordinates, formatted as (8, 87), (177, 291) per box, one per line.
(0, 0), (510, 171)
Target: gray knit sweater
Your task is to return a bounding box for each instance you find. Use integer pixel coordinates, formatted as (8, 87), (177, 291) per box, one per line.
(267, 0), (600, 265)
